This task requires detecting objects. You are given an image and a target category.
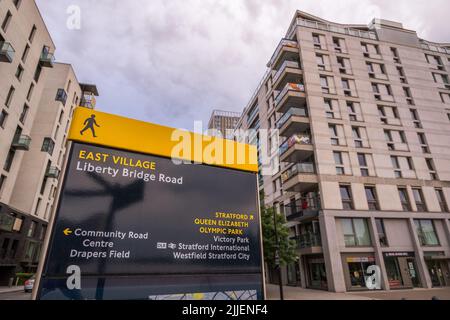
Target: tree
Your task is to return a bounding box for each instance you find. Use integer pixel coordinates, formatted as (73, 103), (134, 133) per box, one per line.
(261, 206), (297, 269)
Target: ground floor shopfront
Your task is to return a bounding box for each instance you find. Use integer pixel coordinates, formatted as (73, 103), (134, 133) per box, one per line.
(283, 251), (450, 292)
(0, 203), (47, 285)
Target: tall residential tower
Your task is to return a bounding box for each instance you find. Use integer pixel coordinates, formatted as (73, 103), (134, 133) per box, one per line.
(237, 11), (450, 292)
(0, 0), (98, 284)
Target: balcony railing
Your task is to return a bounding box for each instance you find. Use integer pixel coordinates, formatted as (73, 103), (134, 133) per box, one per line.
(80, 93), (97, 109)
(45, 166), (60, 179)
(279, 133), (311, 155)
(268, 39), (298, 68)
(282, 163), (315, 182)
(12, 134), (31, 151)
(272, 60), (301, 84)
(288, 18), (377, 41)
(56, 88), (68, 105)
(420, 42), (450, 55)
(277, 107), (308, 129)
(293, 233), (322, 249)
(275, 83), (305, 106)
(0, 41), (15, 63)
(40, 51), (55, 67)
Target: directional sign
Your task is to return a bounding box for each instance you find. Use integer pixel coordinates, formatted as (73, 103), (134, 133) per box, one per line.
(36, 108), (263, 300)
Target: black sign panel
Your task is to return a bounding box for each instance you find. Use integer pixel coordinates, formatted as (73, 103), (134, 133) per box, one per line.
(37, 143), (263, 300)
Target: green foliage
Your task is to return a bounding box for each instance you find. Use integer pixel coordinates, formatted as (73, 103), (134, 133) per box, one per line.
(15, 273), (34, 285)
(261, 206), (297, 269)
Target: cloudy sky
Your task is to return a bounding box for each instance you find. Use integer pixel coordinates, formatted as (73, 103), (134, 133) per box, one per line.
(35, 0), (450, 130)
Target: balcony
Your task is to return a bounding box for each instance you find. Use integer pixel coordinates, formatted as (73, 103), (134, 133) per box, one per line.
(268, 39), (299, 70)
(277, 107), (309, 137)
(281, 163), (319, 192)
(0, 41), (15, 63)
(45, 166), (60, 179)
(294, 233), (322, 253)
(279, 133), (313, 163)
(272, 60), (303, 91)
(275, 83), (306, 114)
(80, 93), (97, 109)
(12, 134), (31, 151)
(56, 88), (68, 105)
(40, 50), (55, 68)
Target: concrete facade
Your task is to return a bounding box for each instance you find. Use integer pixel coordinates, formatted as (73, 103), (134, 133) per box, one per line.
(207, 109), (241, 139)
(0, 0), (98, 284)
(237, 11), (450, 292)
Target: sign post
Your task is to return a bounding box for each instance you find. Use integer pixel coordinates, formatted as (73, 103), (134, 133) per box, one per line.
(34, 108), (264, 300)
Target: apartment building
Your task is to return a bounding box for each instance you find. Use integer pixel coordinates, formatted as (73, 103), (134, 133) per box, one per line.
(208, 109), (241, 139)
(0, 0), (99, 285)
(237, 11), (450, 292)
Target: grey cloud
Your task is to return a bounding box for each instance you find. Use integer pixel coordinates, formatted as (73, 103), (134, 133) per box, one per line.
(36, 0), (450, 130)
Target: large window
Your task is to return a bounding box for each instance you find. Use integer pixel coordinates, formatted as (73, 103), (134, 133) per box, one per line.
(414, 220), (439, 246)
(375, 219), (388, 247)
(340, 185), (353, 210)
(412, 188), (427, 212)
(341, 218), (371, 247)
(398, 187), (411, 211)
(365, 186), (379, 210)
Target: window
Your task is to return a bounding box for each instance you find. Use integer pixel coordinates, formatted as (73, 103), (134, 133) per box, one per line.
(414, 220), (439, 246)
(404, 87), (414, 105)
(13, 0), (22, 9)
(316, 54), (325, 70)
(26, 84), (34, 102)
(2, 11), (12, 32)
(333, 37), (343, 52)
(367, 62), (374, 74)
(0, 175), (6, 194)
(397, 66), (407, 83)
(15, 64), (24, 81)
(391, 156), (401, 178)
(28, 25), (37, 43)
(352, 126), (363, 148)
(334, 151), (345, 175)
(5, 86), (15, 107)
(0, 109), (8, 128)
(21, 44), (30, 62)
(358, 153), (369, 177)
(347, 102), (357, 121)
(391, 47), (400, 63)
(3, 148), (15, 172)
(340, 185), (353, 210)
(27, 221), (37, 237)
(342, 79), (351, 95)
(19, 104), (29, 124)
(426, 158), (437, 180)
(324, 99), (335, 119)
(329, 124), (338, 145)
(58, 110), (64, 124)
(365, 186), (379, 210)
(372, 83), (379, 93)
(398, 188), (411, 211)
(412, 188), (427, 212)
(34, 64), (42, 82)
(410, 109), (422, 128)
(312, 34), (321, 49)
(435, 189), (449, 212)
(320, 76), (329, 93)
(341, 218), (371, 246)
(41, 138), (55, 155)
(417, 133), (429, 153)
(376, 219), (388, 247)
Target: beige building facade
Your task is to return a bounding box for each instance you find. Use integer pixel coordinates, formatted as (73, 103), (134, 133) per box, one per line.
(208, 109), (241, 139)
(237, 11), (450, 292)
(0, 0), (98, 284)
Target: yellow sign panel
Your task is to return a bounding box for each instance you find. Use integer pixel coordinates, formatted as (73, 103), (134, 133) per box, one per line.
(68, 107), (258, 173)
